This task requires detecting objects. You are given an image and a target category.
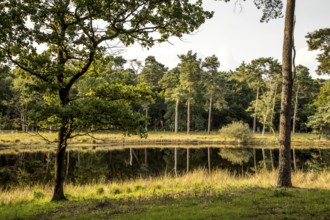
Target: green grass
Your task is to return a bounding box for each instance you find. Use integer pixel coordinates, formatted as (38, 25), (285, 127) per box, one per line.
(1, 188), (330, 220)
(1, 169), (330, 219)
(0, 131), (329, 154)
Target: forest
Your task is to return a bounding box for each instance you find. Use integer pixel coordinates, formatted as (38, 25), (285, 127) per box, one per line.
(0, 0), (330, 219)
(0, 52), (329, 136)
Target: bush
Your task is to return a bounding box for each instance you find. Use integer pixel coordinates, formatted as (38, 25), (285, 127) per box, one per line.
(220, 121), (253, 143)
(33, 189), (45, 200)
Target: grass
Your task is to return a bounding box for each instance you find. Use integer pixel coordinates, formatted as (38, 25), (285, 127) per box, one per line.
(1, 169), (330, 219)
(0, 131), (329, 154)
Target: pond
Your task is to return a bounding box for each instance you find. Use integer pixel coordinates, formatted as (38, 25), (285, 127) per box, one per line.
(1, 145), (330, 188)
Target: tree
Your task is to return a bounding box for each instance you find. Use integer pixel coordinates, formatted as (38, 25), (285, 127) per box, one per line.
(138, 56), (168, 130)
(306, 28), (330, 75)
(219, 0), (294, 187)
(0, 65), (14, 129)
(1, 0), (213, 201)
(160, 68), (182, 133)
(202, 55), (226, 134)
(292, 65), (313, 134)
(307, 80), (330, 139)
(178, 51), (202, 135)
(277, 0), (295, 187)
(233, 61), (264, 133)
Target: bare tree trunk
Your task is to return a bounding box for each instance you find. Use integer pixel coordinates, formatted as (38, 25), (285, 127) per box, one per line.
(186, 148), (190, 172)
(187, 90), (191, 135)
(292, 148), (297, 171)
(175, 98), (179, 133)
(144, 148), (148, 165)
(145, 108), (149, 131)
(277, 0), (295, 188)
(66, 150), (69, 177)
(270, 83), (278, 129)
(292, 85), (299, 134)
(253, 87), (260, 133)
(129, 148), (133, 166)
(262, 148), (266, 169)
(207, 95), (213, 135)
(52, 124), (68, 201)
(270, 149), (275, 171)
(174, 147), (178, 177)
(253, 148), (257, 171)
(207, 147), (211, 173)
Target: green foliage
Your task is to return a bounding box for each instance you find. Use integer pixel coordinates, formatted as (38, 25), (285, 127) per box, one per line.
(307, 80), (330, 138)
(306, 28), (330, 75)
(219, 148), (252, 165)
(220, 121), (253, 142)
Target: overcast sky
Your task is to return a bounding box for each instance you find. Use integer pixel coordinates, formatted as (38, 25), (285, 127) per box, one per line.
(122, 0), (330, 78)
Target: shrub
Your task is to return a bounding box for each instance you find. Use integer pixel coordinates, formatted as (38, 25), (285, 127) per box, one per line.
(33, 189), (45, 200)
(220, 121), (253, 143)
(96, 187), (105, 195)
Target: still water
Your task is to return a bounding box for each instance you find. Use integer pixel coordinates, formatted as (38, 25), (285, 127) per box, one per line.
(1, 145), (329, 188)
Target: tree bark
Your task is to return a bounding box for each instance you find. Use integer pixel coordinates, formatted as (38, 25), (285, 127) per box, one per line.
(52, 124), (68, 201)
(187, 89), (191, 135)
(175, 98), (179, 133)
(253, 87), (260, 133)
(207, 95), (213, 135)
(145, 107), (149, 131)
(186, 148), (190, 172)
(262, 148), (266, 169)
(292, 85), (299, 134)
(277, 0), (295, 188)
(207, 147), (211, 173)
(292, 148), (297, 171)
(253, 148), (257, 171)
(174, 147), (178, 177)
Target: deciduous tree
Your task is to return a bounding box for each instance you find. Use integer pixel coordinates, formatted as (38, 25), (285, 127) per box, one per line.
(1, 0), (212, 201)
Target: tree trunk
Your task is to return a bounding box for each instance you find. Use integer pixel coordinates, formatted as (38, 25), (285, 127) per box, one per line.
(51, 125), (68, 201)
(66, 150), (70, 177)
(253, 87), (260, 133)
(292, 85), (299, 134)
(129, 148), (133, 166)
(174, 147), (178, 177)
(207, 95), (213, 135)
(270, 149), (275, 171)
(253, 148), (257, 171)
(145, 108), (149, 131)
(262, 148), (266, 169)
(186, 148), (190, 172)
(270, 83), (278, 129)
(207, 147), (211, 173)
(187, 90), (191, 135)
(292, 148), (297, 171)
(277, 0), (295, 188)
(144, 148), (148, 165)
(175, 98), (179, 133)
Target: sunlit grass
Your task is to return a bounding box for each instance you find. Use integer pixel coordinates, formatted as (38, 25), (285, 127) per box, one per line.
(0, 131), (327, 148)
(1, 168), (330, 206)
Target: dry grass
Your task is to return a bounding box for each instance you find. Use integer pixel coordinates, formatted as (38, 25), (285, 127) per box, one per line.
(1, 169), (330, 205)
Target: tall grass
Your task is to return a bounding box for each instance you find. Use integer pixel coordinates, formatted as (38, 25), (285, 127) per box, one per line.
(1, 169), (330, 205)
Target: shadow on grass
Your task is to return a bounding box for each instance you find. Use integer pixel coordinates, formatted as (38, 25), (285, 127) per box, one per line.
(2, 187), (330, 220)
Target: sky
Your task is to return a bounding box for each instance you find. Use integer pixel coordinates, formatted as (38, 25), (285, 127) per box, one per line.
(121, 0), (330, 79)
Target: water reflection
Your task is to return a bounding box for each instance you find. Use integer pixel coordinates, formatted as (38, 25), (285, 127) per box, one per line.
(1, 146), (330, 188)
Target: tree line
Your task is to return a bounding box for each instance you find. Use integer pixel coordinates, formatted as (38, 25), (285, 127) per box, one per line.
(0, 53), (328, 135)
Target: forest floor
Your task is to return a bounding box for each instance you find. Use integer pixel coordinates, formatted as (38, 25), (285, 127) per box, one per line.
(1, 169), (330, 219)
